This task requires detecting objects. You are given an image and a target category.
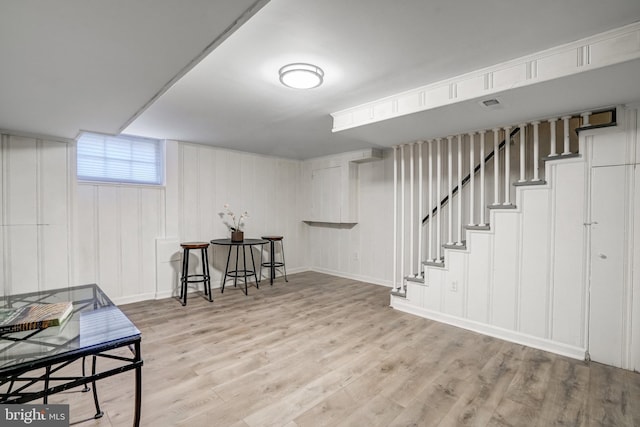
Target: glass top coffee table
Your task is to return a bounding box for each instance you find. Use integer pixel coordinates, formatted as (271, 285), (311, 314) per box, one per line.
(0, 284), (142, 426)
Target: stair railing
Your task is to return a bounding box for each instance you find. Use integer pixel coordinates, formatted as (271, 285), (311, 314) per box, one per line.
(393, 107), (616, 291)
(421, 127), (521, 225)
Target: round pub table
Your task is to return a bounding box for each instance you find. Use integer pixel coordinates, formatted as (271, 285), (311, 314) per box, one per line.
(210, 238), (267, 295)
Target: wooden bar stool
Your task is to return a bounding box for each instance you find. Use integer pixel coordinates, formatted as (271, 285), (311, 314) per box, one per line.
(179, 242), (212, 306)
(260, 236), (288, 286)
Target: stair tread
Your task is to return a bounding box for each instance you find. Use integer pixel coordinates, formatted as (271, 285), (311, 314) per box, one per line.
(543, 152), (581, 161)
(465, 224), (491, 231)
(423, 260), (445, 267)
(443, 242), (467, 250)
(513, 180), (547, 187)
(487, 203), (517, 210)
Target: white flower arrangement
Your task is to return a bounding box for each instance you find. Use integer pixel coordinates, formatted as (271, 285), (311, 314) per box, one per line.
(222, 203), (248, 232)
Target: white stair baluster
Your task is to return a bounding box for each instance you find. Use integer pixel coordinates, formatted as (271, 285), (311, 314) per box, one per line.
(468, 132), (475, 226)
(436, 138), (442, 260)
(503, 126), (512, 205)
(581, 112), (591, 126)
(562, 115), (571, 155)
(493, 128), (500, 205)
(479, 131), (486, 226)
(447, 136), (453, 245)
(548, 118), (558, 157)
(532, 121), (540, 181)
(418, 141), (424, 274)
(393, 145), (398, 290)
(409, 143), (415, 277)
(457, 134), (463, 244)
(400, 144), (405, 287)
(518, 124), (526, 182)
(427, 140), (434, 262)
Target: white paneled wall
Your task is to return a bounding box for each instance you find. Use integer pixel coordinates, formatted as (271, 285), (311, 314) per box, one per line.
(305, 150), (394, 286)
(76, 184), (165, 303)
(0, 134), (73, 296)
(156, 141), (307, 298)
(78, 141), (307, 303)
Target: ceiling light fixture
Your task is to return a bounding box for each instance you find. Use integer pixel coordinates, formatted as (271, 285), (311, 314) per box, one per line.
(279, 63), (324, 89)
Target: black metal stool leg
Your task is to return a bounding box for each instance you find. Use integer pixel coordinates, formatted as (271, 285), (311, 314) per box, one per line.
(182, 249), (189, 306)
(259, 244), (264, 280)
(201, 248), (208, 297)
(203, 247), (212, 302)
(180, 248), (188, 301)
(270, 240), (276, 286)
(280, 239), (288, 282)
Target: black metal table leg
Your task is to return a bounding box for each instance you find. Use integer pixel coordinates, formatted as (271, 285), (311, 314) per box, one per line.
(91, 355), (104, 419)
(234, 245), (240, 289)
(221, 246), (232, 293)
(242, 244), (249, 295)
(81, 356), (90, 392)
(250, 245), (259, 288)
(133, 341), (142, 427)
(43, 366), (51, 404)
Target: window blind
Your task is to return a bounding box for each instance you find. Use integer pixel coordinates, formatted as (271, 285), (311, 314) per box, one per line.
(77, 133), (163, 185)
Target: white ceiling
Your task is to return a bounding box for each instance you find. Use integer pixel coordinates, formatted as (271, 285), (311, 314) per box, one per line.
(3, 1), (640, 159)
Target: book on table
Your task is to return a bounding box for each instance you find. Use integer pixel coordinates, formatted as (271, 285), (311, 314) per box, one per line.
(0, 301), (73, 334)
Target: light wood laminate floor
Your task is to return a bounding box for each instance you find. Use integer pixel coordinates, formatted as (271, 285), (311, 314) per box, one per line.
(55, 271), (640, 426)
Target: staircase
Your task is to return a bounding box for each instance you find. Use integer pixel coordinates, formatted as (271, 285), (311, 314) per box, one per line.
(390, 107), (616, 359)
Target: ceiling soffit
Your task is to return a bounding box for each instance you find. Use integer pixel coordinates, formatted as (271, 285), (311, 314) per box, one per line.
(331, 22), (640, 134)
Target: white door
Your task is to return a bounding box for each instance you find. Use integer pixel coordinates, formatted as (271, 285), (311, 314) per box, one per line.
(588, 165), (627, 368)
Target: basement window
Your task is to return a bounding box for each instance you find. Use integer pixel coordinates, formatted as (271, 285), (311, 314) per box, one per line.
(77, 133), (164, 185)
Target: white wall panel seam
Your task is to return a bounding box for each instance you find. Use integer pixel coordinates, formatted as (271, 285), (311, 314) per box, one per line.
(1, 135), (9, 295)
(67, 141), (75, 286)
(544, 185), (554, 340)
(623, 163), (634, 368)
(547, 164), (557, 341)
(516, 197), (524, 333)
(137, 188), (144, 295)
(36, 139), (43, 291)
(488, 217), (495, 325)
(93, 185), (101, 287)
(116, 187), (123, 297)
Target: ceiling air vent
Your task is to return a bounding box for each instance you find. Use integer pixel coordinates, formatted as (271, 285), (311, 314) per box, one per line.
(482, 98), (500, 107)
(479, 98), (503, 110)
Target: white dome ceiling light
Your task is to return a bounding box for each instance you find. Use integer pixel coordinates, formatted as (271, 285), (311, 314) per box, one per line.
(279, 63), (324, 89)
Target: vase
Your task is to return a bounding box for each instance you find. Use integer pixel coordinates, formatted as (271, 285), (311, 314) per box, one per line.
(231, 231), (244, 242)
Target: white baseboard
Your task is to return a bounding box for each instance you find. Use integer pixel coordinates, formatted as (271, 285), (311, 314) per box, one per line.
(112, 292), (158, 306)
(145, 266), (313, 303)
(115, 267), (389, 305)
(391, 297), (586, 361)
(310, 267), (393, 288)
